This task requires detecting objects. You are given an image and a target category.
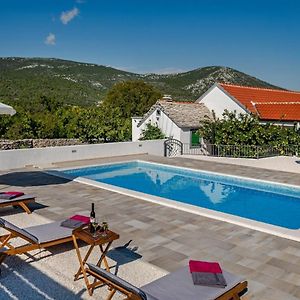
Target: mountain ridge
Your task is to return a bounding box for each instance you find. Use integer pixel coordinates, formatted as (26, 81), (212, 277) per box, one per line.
(0, 57), (284, 106)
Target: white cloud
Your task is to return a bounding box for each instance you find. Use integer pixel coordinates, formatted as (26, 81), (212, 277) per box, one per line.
(45, 33), (56, 45)
(60, 7), (79, 25)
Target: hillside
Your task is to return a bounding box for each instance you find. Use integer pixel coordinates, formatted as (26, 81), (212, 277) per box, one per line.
(0, 57), (283, 106)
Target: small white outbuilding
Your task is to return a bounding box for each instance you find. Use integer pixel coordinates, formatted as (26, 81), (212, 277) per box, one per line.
(132, 96), (211, 146)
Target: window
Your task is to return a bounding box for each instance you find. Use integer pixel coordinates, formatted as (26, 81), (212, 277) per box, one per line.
(191, 130), (201, 146)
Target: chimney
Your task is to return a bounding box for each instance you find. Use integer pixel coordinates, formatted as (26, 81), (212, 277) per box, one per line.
(162, 95), (173, 102)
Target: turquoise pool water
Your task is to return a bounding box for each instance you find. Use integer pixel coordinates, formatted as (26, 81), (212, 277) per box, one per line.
(62, 161), (300, 230)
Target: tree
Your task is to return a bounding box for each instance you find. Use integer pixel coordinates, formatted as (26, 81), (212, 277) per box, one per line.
(0, 81), (163, 144)
(199, 110), (300, 146)
(0, 115), (13, 137)
(102, 80), (162, 119)
(139, 123), (165, 140)
(99, 105), (131, 142)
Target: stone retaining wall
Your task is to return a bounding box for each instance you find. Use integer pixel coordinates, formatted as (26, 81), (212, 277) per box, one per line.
(0, 139), (84, 150)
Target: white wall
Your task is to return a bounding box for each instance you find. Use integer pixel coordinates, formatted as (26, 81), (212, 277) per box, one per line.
(0, 140), (165, 170)
(131, 117), (143, 142)
(133, 108), (182, 141)
(197, 85), (246, 119)
(180, 129), (191, 144)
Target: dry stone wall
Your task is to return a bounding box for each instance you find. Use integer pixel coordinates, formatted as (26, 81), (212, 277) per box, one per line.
(0, 139), (84, 150)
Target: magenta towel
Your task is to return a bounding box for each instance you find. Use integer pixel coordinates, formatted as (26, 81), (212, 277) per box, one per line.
(189, 260), (222, 274)
(0, 191), (24, 200)
(70, 215), (90, 224)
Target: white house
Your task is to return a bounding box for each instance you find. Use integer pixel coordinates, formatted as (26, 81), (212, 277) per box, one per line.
(132, 83), (300, 146)
(132, 96), (211, 145)
(196, 83), (300, 128)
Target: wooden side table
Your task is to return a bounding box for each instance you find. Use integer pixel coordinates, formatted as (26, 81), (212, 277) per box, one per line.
(72, 226), (119, 296)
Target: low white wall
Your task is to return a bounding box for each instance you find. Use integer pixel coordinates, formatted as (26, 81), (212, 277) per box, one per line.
(0, 139), (166, 170)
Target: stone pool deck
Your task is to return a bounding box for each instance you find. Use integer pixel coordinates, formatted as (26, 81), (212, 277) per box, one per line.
(0, 154), (300, 300)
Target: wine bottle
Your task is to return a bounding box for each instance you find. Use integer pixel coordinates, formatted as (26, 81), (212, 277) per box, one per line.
(90, 203), (95, 233)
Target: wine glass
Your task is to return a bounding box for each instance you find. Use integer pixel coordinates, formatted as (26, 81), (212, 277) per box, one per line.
(91, 218), (99, 237)
(101, 221), (109, 237)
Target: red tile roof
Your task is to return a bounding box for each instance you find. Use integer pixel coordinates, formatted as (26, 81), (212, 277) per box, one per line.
(254, 102), (300, 121)
(219, 83), (300, 121)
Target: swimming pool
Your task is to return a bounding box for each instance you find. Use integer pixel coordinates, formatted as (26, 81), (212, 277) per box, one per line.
(61, 160), (300, 231)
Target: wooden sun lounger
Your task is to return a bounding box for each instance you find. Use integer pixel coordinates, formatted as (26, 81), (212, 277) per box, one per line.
(86, 263), (248, 300)
(0, 217), (74, 272)
(0, 194), (35, 214)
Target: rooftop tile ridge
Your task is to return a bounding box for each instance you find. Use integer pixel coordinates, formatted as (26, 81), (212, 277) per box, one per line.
(253, 101), (300, 105)
(219, 83), (300, 94)
(158, 100), (196, 104)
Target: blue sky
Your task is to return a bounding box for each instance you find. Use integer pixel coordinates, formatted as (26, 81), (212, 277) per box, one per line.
(1, 0), (300, 90)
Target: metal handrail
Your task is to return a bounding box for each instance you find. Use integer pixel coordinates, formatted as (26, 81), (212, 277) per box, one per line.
(182, 143), (300, 159)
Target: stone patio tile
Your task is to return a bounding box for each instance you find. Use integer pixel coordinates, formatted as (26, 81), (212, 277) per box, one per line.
(125, 219), (151, 230)
(246, 280), (267, 295)
(284, 272), (300, 287)
(201, 245), (233, 259)
(256, 263), (286, 279)
(47, 206), (64, 212)
(269, 277), (300, 294)
(268, 257), (300, 275)
(180, 223), (199, 231)
(148, 235), (170, 245)
(254, 287), (300, 300)
(222, 251), (243, 262)
(293, 286), (300, 299)
(164, 240), (183, 251)
(149, 256), (184, 272)
(284, 246), (300, 258)
(221, 261), (253, 278)
(237, 258), (264, 270)
(231, 246), (270, 262)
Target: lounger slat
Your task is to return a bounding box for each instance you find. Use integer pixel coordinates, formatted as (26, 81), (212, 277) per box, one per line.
(0, 194), (35, 214)
(0, 194), (35, 204)
(87, 264), (151, 300)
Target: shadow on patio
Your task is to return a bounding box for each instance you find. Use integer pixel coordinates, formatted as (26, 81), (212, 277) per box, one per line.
(0, 202), (48, 217)
(0, 171), (71, 187)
